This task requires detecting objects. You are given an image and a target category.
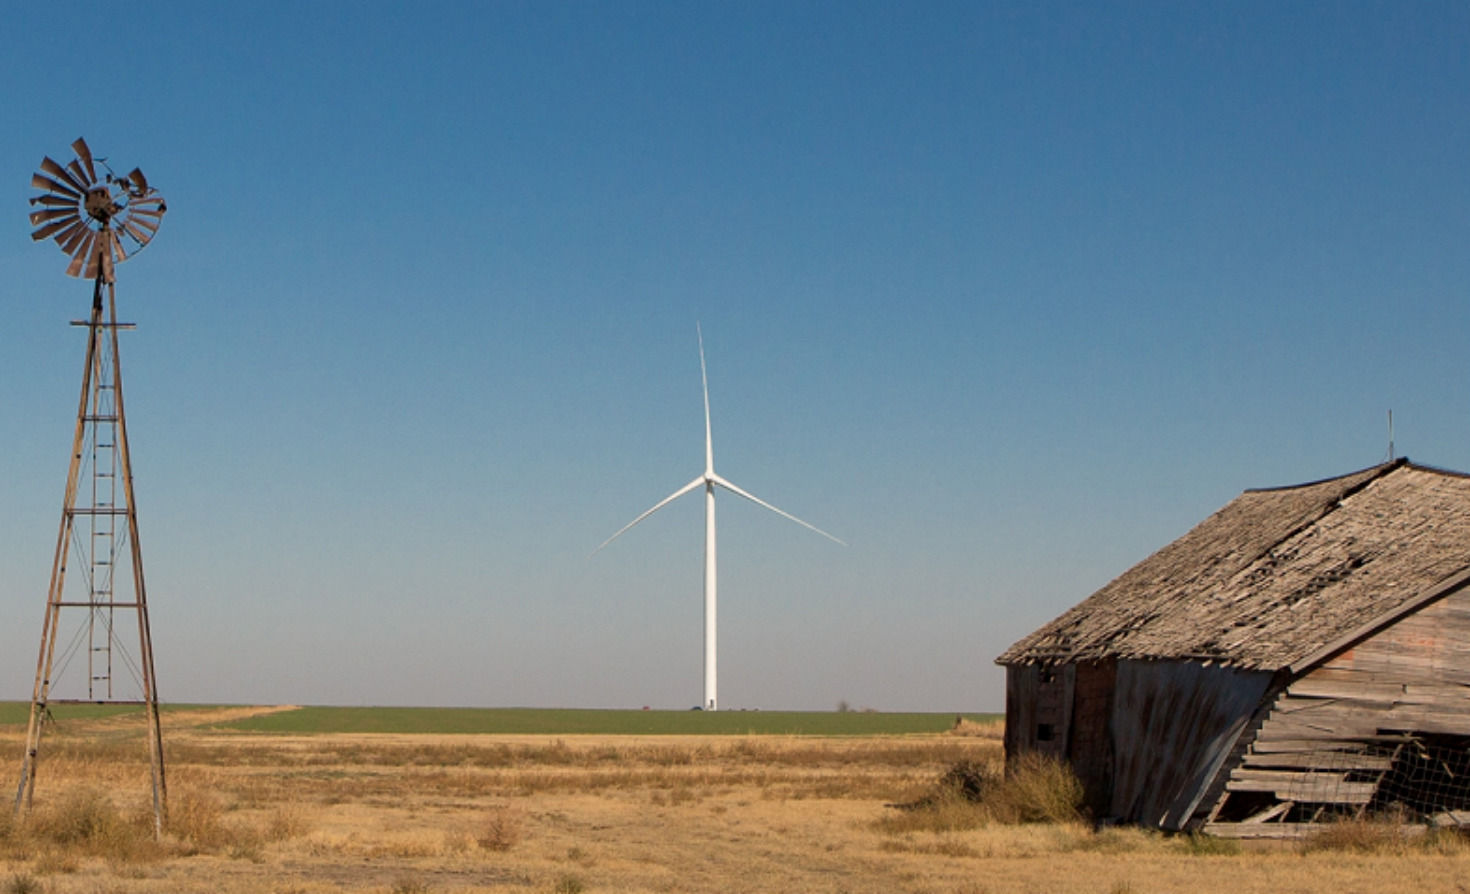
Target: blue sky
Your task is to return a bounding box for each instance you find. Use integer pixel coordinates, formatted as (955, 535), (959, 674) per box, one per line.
(0, 2), (1466, 711)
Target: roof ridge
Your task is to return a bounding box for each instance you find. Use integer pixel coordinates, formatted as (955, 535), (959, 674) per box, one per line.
(1244, 458), (1406, 494)
(1398, 459), (1470, 480)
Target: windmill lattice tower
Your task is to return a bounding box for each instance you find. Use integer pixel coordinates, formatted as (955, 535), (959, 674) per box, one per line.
(17, 138), (168, 834)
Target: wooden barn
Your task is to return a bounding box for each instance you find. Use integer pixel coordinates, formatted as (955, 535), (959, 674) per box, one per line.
(997, 459), (1470, 837)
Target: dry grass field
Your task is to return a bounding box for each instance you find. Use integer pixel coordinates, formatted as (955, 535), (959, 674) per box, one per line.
(2, 707), (1470, 893)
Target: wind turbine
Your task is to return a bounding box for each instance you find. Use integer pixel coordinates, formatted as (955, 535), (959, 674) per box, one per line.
(591, 326), (845, 711)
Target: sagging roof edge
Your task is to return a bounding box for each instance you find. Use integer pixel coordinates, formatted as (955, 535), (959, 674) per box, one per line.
(994, 564), (1470, 673)
(993, 459), (1470, 671)
(1244, 457), (1470, 494)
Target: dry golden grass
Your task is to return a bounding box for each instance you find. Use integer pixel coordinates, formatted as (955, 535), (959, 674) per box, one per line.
(1, 707), (1469, 892)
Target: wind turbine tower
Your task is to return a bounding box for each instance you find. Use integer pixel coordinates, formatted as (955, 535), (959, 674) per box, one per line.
(593, 326), (844, 711)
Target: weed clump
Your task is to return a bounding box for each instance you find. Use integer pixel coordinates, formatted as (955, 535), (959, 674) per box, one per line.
(26, 789), (161, 862)
(881, 753), (1085, 832)
(1297, 816), (1470, 855)
(477, 805), (525, 851)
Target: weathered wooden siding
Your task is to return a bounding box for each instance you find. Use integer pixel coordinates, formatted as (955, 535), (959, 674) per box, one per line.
(1208, 584), (1470, 826)
(1109, 660), (1272, 829)
(1003, 665), (1037, 759)
(1069, 659), (1116, 818)
(1004, 663), (1074, 760)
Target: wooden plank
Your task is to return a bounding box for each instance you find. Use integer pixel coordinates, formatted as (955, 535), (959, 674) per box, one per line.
(1288, 679), (1406, 701)
(1257, 717), (1378, 739)
(1223, 780), (1374, 804)
(1225, 770), (1376, 803)
(1248, 739), (1345, 753)
(1207, 820), (1433, 840)
(1203, 822), (1319, 840)
(1242, 751), (1392, 771)
(1430, 811), (1470, 827)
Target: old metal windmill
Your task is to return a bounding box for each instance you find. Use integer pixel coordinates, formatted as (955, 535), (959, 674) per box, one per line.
(18, 138), (168, 833)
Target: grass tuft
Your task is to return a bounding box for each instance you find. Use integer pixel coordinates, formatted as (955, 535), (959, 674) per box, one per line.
(5, 874), (42, 894)
(167, 787), (230, 852)
(1300, 816), (1413, 854)
(553, 874), (586, 894)
(1175, 831), (1239, 856)
(390, 875), (433, 894)
(26, 789), (160, 863)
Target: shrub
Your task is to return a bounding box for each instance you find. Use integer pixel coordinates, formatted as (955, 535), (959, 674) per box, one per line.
(166, 788), (230, 852)
(985, 753), (1086, 824)
(478, 806), (524, 851)
(266, 805), (312, 842)
(884, 753), (1085, 830)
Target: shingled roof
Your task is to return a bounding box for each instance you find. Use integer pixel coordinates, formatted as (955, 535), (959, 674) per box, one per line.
(998, 459), (1470, 671)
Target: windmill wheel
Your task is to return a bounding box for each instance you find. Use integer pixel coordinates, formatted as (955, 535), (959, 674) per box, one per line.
(28, 138), (166, 282)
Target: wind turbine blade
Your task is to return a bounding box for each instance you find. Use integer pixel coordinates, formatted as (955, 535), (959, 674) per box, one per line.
(708, 473), (846, 546)
(588, 475), (707, 559)
(698, 322), (713, 475)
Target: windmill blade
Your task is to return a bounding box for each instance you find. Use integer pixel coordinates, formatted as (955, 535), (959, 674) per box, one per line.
(708, 473), (846, 546)
(72, 138), (97, 182)
(33, 171), (81, 198)
(31, 216), (79, 241)
(128, 205), (165, 223)
(589, 475), (707, 559)
(82, 233), (105, 280)
(40, 158), (87, 194)
(127, 167), (149, 193)
(66, 231), (95, 277)
(126, 212), (161, 233)
(120, 219), (154, 247)
(109, 230), (128, 263)
(30, 194), (80, 208)
(29, 207), (76, 227)
(65, 159), (94, 189)
(58, 219), (91, 253)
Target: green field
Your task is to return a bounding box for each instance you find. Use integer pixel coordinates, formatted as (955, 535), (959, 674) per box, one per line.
(0, 702), (160, 726)
(0, 702), (999, 736)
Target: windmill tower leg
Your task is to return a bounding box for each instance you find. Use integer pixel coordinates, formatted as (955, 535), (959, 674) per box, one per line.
(15, 278), (167, 835)
(705, 481), (718, 711)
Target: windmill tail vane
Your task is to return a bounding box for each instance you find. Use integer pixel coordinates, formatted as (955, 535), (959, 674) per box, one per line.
(28, 137), (166, 283)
